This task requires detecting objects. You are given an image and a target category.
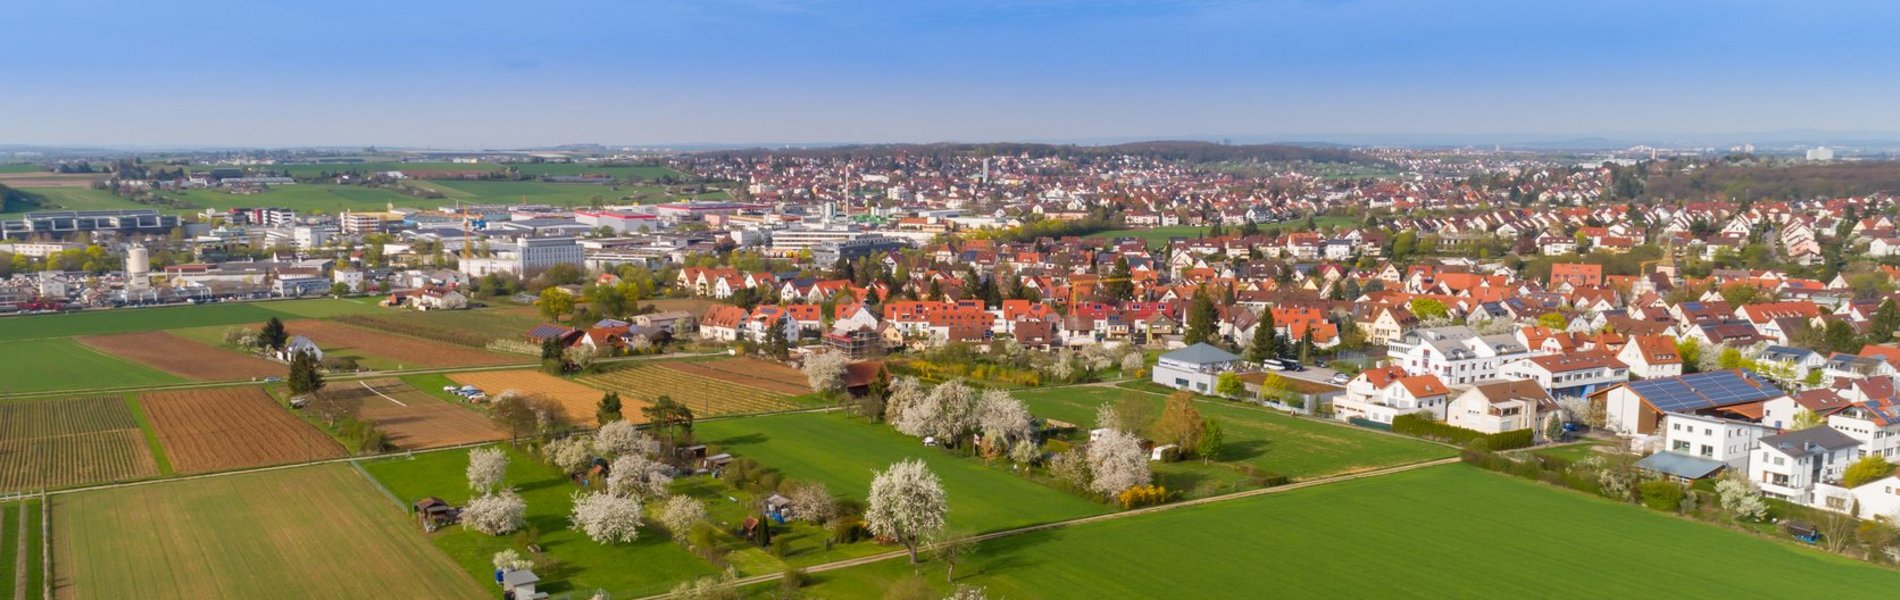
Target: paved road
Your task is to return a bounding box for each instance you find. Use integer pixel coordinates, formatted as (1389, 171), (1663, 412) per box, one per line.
(1276, 364), (1347, 386)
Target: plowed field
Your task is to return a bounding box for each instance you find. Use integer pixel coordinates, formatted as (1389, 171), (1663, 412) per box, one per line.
(288, 320), (520, 368)
(449, 369), (646, 427)
(140, 388), (344, 473)
(76, 331), (282, 381)
(328, 379), (504, 449)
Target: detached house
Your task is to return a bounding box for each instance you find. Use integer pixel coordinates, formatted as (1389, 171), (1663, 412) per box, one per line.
(1749, 426), (1859, 504)
(1335, 366), (1452, 425)
(1446, 379), (1555, 434)
(1617, 335), (1684, 379)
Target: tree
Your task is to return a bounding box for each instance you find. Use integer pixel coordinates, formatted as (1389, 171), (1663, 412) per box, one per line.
(1049, 448), (1091, 492)
(1715, 472), (1769, 522)
(1105, 257), (1133, 302)
(866, 459), (949, 564)
(659, 495), (709, 543)
(1195, 418), (1224, 463)
(569, 490), (643, 544)
(468, 447), (509, 494)
(930, 530), (978, 583)
(1676, 338), (1703, 374)
(260, 317), (288, 351)
(668, 573), (739, 600)
(803, 352), (850, 398)
(594, 420), (659, 459)
(330, 282), (350, 297)
(1717, 347), (1744, 370)
(642, 395), (695, 445)
(1184, 287), (1217, 345)
(1153, 391), (1206, 452)
(462, 490), (527, 535)
(1213, 372), (1245, 398)
(491, 549), (533, 572)
(1844, 455), (1897, 488)
(1824, 319), (1861, 354)
(1086, 428), (1152, 498)
(1120, 351), (1145, 376)
(596, 392), (624, 426)
(607, 453), (673, 500)
(539, 287), (575, 321)
(286, 348), (325, 396)
(1790, 408), (1826, 430)
(490, 392), (539, 445)
(1873, 298), (1900, 344)
(893, 380), (976, 445)
(1258, 373), (1291, 405)
(1246, 310), (1279, 362)
(545, 437), (593, 476)
(973, 390), (1033, 455)
(1537, 312), (1568, 330)
(884, 376), (927, 425)
(786, 481), (837, 524)
(1408, 298), (1449, 320)
(305, 389), (360, 428)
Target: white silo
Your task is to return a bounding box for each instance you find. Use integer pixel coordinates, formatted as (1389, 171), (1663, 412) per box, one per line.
(126, 244), (151, 291)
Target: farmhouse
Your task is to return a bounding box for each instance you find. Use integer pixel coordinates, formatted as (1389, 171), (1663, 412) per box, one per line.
(1151, 343), (1241, 394)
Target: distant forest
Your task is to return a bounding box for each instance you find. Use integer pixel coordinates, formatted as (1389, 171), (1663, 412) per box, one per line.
(1644, 159), (1900, 201)
(711, 140), (1368, 165)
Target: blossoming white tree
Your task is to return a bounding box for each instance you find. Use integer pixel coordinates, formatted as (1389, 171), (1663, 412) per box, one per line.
(658, 495), (709, 542)
(546, 436), (593, 475)
(467, 447), (509, 494)
(975, 389), (1033, 453)
(866, 458), (948, 564)
(1086, 428), (1151, 498)
(463, 490), (527, 535)
(803, 351), (850, 397)
(787, 481), (837, 524)
(491, 549), (533, 571)
(893, 380), (977, 445)
(607, 453), (672, 500)
(593, 420), (660, 459)
(569, 490), (643, 544)
(884, 375), (927, 425)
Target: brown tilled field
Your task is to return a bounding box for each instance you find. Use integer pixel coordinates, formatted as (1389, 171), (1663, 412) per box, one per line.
(659, 357), (810, 395)
(0, 396), (158, 491)
(449, 369), (648, 427)
(77, 331), (282, 381)
(140, 387), (344, 473)
(326, 379), (504, 449)
(288, 320), (521, 368)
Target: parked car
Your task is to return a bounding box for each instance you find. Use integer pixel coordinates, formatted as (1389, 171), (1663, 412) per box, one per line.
(1330, 373), (1351, 385)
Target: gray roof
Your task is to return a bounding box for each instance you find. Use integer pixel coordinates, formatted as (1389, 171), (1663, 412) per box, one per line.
(1758, 345), (1815, 362)
(1160, 343), (1239, 365)
(1636, 451), (1728, 480)
(500, 570), (540, 586)
(1759, 427), (1858, 458)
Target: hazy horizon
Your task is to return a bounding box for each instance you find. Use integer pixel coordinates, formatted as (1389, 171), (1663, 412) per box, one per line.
(7, 1), (1898, 149)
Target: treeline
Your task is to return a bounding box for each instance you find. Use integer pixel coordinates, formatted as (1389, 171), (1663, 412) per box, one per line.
(1645, 159), (1900, 201)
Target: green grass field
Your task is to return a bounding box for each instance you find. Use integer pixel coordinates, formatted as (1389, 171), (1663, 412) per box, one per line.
(156, 184), (447, 213)
(0, 499), (45, 599)
(0, 298), (378, 343)
(362, 446), (719, 598)
(696, 413), (1112, 533)
(1535, 441), (1607, 462)
(0, 339), (183, 394)
(510, 163), (680, 180)
(1016, 386), (1453, 481)
(787, 465), (1900, 598)
(55, 464), (484, 599)
(6, 187), (132, 213)
(276, 161), (501, 177)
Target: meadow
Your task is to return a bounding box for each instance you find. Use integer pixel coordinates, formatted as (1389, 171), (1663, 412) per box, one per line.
(0, 499), (45, 599)
(6, 187), (129, 213)
(276, 161), (500, 177)
(161, 184), (449, 213)
(54, 464), (485, 599)
(1015, 386), (1453, 481)
(362, 446), (719, 598)
(696, 413), (1112, 533)
(0, 298), (378, 343)
(788, 465), (1900, 599)
(0, 339), (182, 394)
(509, 163), (679, 180)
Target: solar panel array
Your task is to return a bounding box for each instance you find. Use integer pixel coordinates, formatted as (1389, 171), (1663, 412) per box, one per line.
(1632, 371), (1783, 412)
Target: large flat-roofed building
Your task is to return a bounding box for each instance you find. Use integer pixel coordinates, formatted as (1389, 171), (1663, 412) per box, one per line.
(2, 210), (180, 240)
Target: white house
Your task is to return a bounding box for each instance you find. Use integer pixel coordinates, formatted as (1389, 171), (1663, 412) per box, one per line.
(1497, 351), (1629, 400)
(1617, 335), (1683, 379)
(1386, 325), (1530, 386)
(1810, 473), (1900, 518)
(1446, 379), (1554, 434)
(1827, 399), (1900, 460)
(278, 335), (323, 362)
(1658, 412), (1775, 469)
(1334, 366), (1452, 425)
(1749, 426), (1860, 504)
(1152, 343), (1242, 395)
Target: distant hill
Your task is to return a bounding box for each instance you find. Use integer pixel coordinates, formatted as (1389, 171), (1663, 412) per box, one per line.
(701, 140), (1369, 164)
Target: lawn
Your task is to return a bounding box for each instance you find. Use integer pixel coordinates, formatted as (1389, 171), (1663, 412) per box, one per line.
(788, 465), (1900, 599)
(1015, 386), (1453, 481)
(54, 464), (484, 599)
(1535, 441), (1608, 462)
(0, 298), (378, 343)
(361, 445), (719, 598)
(0, 339), (183, 393)
(158, 184), (449, 213)
(696, 413), (1111, 533)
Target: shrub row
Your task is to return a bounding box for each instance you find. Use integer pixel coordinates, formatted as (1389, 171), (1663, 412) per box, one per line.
(1393, 413), (1534, 450)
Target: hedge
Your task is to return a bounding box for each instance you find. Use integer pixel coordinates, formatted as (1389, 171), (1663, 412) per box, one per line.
(1392, 413), (1533, 450)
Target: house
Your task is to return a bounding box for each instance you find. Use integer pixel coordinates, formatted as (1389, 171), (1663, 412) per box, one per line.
(1655, 412), (1775, 469)
(699, 305), (749, 342)
(1445, 379), (1555, 434)
(1753, 346), (1826, 386)
(278, 335), (322, 362)
(1595, 370), (1784, 435)
(1617, 335), (1684, 379)
(498, 568), (551, 600)
(1749, 426), (1859, 504)
(634, 311), (697, 335)
(1828, 395), (1900, 460)
(1822, 353), (1896, 385)
(1497, 351), (1629, 399)
(1810, 472), (1900, 517)
(1386, 325), (1531, 386)
(1334, 366), (1452, 425)
(1152, 343), (1242, 394)
(1549, 263), (1603, 288)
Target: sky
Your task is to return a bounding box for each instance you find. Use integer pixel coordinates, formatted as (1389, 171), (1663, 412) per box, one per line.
(3, 0), (1898, 148)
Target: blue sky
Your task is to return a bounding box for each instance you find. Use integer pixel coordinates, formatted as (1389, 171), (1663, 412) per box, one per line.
(3, 0), (1896, 148)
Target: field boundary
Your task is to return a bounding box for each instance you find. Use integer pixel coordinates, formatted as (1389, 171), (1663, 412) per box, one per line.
(120, 394), (172, 476)
(346, 459), (408, 512)
(630, 456), (1463, 599)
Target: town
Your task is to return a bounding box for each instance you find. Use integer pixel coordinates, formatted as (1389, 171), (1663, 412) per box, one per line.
(5, 139), (1900, 598)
